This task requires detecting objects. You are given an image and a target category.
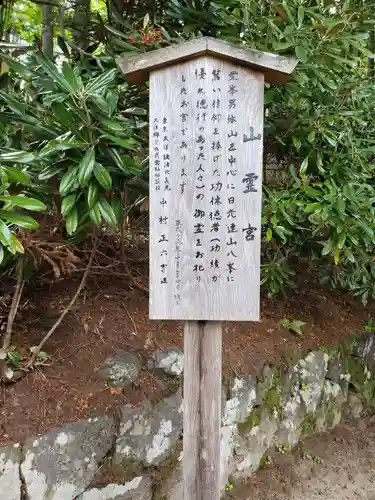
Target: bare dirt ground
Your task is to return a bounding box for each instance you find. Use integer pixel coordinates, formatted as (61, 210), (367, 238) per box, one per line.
(232, 417), (375, 500)
(0, 268), (374, 446)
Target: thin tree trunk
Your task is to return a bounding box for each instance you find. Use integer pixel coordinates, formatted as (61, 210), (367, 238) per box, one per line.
(72, 0), (90, 51)
(58, 1), (65, 39)
(369, 2), (375, 79)
(42, 4), (54, 58)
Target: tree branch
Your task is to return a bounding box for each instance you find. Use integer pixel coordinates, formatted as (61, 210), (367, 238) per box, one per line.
(27, 238), (98, 369)
(0, 257), (25, 380)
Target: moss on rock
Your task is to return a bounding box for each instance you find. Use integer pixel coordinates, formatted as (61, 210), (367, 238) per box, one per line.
(237, 406), (262, 437)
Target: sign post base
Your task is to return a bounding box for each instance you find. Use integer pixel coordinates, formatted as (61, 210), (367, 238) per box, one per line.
(183, 321), (222, 500)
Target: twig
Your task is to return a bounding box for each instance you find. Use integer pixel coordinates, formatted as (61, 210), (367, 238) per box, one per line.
(0, 257), (25, 380)
(122, 302), (138, 336)
(56, 342), (93, 363)
(27, 238), (99, 369)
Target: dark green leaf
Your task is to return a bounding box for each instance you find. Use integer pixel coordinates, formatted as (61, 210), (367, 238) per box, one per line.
(0, 151), (35, 163)
(3, 167), (30, 185)
(60, 168), (77, 196)
(86, 69), (117, 95)
(61, 194), (77, 216)
(295, 45), (308, 63)
(93, 164), (112, 189)
(78, 147), (95, 186)
(87, 181), (99, 209)
(66, 207), (78, 235)
(0, 219), (12, 246)
(0, 196), (46, 211)
(89, 204), (101, 226)
(98, 198), (117, 227)
(62, 62), (81, 92)
(0, 212), (39, 229)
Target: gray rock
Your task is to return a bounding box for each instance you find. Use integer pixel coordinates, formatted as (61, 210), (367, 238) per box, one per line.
(315, 380), (345, 433)
(79, 476), (152, 500)
(98, 350), (141, 388)
(152, 349), (184, 377)
(357, 334), (375, 372)
(157, 454), (183, 500)
(326, 352), (349, 396)
(294, 351), (329, 413)
(0, 444), (21, 500)
(114, 393), (182, 467)
(274, 392), (306, 448)
(233, 412), (278, 478)
(220, 425), (238, 490)
(21, 415), (116, 500)
(222, 376), (257, 426)
(344, 393), (364, 420)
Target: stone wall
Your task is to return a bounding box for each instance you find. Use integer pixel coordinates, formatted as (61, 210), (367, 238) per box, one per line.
(1, 333), (375, 500)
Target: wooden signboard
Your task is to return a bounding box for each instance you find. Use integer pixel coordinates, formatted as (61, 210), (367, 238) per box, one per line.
(118, 37), (297, 500)
(149, 57), (264, 321)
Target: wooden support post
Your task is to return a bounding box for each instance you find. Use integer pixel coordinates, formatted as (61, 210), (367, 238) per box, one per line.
(184, 321), (222, 500)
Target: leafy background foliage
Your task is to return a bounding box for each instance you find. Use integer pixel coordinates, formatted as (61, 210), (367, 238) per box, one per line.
(0, 0), (375, 305)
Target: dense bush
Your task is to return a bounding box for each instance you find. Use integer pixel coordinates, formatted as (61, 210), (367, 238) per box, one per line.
(0, 0), (375, 304)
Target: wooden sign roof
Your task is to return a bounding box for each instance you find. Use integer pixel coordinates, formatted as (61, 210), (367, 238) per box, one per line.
(118, 36), (297, 85)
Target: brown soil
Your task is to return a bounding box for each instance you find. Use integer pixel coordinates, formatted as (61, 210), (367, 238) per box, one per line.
(231, 417), (375, 499)
(0, 270), (374, 447)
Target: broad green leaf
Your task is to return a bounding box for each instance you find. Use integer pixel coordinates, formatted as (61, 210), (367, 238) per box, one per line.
(304, 187), (321, 197)
(0, 196), (46, 211)
(66, 207), (78, 235)
(0, 212), (38, 229)
(98, 198), (117, 227)
(39, 164), (61, 181)
(57, 36), (70, 58)
(51, 102), (76, 128)
(61, 194), (77, 216)
(89, 204), (101, 226)
(78, 147), (95, 186)
(322, 239), (334, 256)
(266, 227), (272, 241)
(62, 62), (81, 92)
(39, 135), (84, 158)
(0, 219), (12, 246)
(334, 247), (340, 265)
(295, 45), (308, 63)
(307, 130), (316, 144)
(111, 198), (122, 222)
(3, 167), (30, 185)
(60, 168), (77, 196)
(0, 52), (35, 78)
(9, 234), (24, 254)
(90, 95), (112, 116)
(0, 91), (26, 116)
(101, 118), (126, 133)
(282, 0), (296, 25)
(300, 157), (309, 175)
(93, 164), (112, 189)
(101, 133), (137, 150)
(7, 348), (20, 369)
(87, 181), (99, 209)
(86, 69), (117, 95)
(123, 107), (147, 116)
(297, 6), (304, 27)
(0, 151), (35, 163)
(106, 89), (119, 115)
(35, 53), (75, 94)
